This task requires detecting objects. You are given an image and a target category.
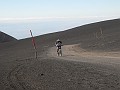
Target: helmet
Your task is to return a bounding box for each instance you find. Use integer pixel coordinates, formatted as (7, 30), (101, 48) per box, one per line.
(57, 39), (60, 41)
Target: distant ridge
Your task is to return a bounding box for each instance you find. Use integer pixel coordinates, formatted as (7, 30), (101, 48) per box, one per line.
(34, 18), (120, 51)
(0, 31), (17, 43)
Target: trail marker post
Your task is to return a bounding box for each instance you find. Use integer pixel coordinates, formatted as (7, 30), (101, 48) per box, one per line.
(30, 30), (37, 59)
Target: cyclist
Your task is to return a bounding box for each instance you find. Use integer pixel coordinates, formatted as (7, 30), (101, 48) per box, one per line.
(55, 39), (62, 55)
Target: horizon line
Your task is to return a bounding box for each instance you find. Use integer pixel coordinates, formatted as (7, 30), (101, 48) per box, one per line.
(0, 16), (117, 23)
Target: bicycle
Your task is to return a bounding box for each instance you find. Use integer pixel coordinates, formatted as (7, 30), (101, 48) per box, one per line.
(57, 48), (62, 56)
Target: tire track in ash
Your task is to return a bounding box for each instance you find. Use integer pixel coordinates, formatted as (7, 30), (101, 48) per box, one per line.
(7, 58), (35, 90)
(7, 64), (24, 90)
(6, 46), (48, 90)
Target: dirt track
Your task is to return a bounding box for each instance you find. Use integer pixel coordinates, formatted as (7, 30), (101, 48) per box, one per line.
(49, 44), (120, 64)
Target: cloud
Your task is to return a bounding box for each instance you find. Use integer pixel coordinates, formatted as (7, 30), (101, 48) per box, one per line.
(0, 16), (118, 23)
(0, 17), (69, 23)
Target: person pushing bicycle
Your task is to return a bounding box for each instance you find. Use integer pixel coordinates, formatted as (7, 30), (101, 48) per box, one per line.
(55, 39), (63, 55)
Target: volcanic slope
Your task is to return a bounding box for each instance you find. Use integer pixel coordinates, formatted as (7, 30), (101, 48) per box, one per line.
(0, 19), (120, 90)
(0, 31), (17, 43)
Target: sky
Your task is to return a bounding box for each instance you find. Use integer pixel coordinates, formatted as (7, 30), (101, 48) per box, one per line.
(0, 0), (120, 39)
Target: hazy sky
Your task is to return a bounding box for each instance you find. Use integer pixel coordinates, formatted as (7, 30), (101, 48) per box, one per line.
(0, 0), (120, 39)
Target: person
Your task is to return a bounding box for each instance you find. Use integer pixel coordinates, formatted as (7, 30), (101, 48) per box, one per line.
(55, 39), (63, 54)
